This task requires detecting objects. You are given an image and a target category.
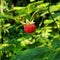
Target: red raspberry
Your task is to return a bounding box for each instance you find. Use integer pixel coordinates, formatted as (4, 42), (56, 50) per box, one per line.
(24, 24), (36, 33)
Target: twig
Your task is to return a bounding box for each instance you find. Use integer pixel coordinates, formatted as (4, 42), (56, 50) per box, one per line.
(48, 1), (59, 33)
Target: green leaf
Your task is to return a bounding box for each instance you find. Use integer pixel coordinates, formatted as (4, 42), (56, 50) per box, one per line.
(44, 19), (53, 24)
(13, 7), (25, 10)
(10, 47), (52, 60)
(4, 23), (10, 27)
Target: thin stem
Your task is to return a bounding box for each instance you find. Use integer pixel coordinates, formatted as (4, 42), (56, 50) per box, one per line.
(48, 1), (59, 33)
(30, 9), (40, 21)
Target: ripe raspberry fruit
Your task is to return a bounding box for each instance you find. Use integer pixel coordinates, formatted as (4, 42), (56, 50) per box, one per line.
(24, 24), (36, 33)
(23, 19), (36, 33)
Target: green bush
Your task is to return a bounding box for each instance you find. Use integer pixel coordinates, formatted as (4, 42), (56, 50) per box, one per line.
(0, 0), (60, 60)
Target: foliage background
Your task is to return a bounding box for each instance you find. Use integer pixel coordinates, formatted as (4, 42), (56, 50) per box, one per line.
(0, 0), (60, 60)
